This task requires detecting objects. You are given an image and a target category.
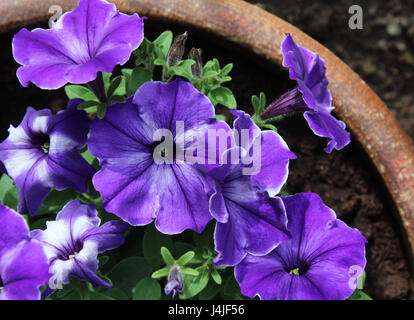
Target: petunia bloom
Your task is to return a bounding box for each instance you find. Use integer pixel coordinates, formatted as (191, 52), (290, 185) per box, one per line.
(261, 34), (351, 153)
(164, 266), (183, 298)
(235, 192), (367, 300)
(204, 110), (295, 266)
(0, 202), (50, 300)
(12, 0), (144, 90)
(31, 199), (128, 291)
(0, 100), (95, 216)
(88, 78), (225, 234)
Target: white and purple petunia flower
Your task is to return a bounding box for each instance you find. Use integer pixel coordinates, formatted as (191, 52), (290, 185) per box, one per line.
(31, 199), (128, 291)
(12, 0), (144, 89)
(88, 78), (226, 234)
(203, 110), (295, 266)
(235, 192), (367, 300)
(0, 100), (95, 216)
(261, 34), (351, 153)
(0, 202), (50, 300)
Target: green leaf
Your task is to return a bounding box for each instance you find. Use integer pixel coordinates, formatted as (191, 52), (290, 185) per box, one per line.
(151, 267), (170, 279)
(36, 189), (75, 216)
(193, 221), (215, 248)
(161, 246), (175, 266)
(110, 95), (126, 103)
(142, 224), (174, 268)
(81, 149), (95, 165)
(154, 31), (173, 57)
(198, 281), (220, 300)
(102, 287), (129, 300)
(222, 275), (242, 299)
(357, 271), (366, 289)
(170, 59), (195, 80)
(180, 267), (209, 299)
(123, 67), (152, 96)
(98, 255), (110, 267)
(215, 114), (227, 122)
(107, 257), (153, 296)
(96, 103), (107, 119)
(3, 187), (18, 210)
(132, 278), (161, 300)
(181, 267), (199, 277)
(211, 268), (222, 285)
(176, 251), (195, 266)
(347, 289), (372, 300)
(0, 174), (14, 201)
(173, 242), (194, 258)
(209, 86), (237, 109)
(221, 63), (233, 76)
(77, 100), (99, 111)
(65, 85), (98, 101)
(107, 76), (123, 98)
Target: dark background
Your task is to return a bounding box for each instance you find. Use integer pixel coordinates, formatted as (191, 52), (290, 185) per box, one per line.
(246, 0), (414, 139)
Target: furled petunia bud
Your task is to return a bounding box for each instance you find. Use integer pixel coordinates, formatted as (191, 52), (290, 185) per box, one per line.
(164, 265), (184, 298)
(188, 48), (203, 78)
(167, 31), (188, 68)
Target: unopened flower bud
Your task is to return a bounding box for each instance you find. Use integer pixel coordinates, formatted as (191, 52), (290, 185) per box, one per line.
(188, 48), (203, 78)
(167, 31), (188, 68)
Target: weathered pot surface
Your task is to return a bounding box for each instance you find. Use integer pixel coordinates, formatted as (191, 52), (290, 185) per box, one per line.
(1, 0), (414, 272)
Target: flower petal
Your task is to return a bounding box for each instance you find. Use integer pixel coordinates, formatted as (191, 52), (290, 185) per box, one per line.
(213, 177), (289, 266)
(0, 203), (29, 255)
(81, 220), (129, 252)
(303, 110), (351, 153)
(0, 240), (49, 300)
(133, 78), (215, 133)
(12, 0), (144, 89)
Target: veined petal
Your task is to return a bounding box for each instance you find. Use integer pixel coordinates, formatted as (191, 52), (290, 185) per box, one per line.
(0, 203), (29, 255)
(304, 111), (351, 153)
(12, 0), (144, 89)
(213, 177), (289, 266)
(133, 79), (215, 134)
(235, 192), (366, 300)
(0, 240), (49, 300)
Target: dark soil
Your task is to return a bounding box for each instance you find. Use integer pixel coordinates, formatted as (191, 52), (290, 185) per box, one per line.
(1, 12), (413, 300)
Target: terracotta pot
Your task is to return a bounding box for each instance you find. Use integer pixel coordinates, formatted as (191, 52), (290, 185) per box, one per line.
(1, 0), (414, 271)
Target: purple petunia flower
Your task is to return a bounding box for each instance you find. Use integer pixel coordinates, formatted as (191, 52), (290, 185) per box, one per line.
(0, 100), (95, 216)
(88, 78), (226, 234)
(0, 202), (50, 300)
(164, 265), (184, 298)
(31, 199), (128, 291)
(204, 110), (295, 266)
(261, 34), (351, 153)
(12, 0), (144, 89)
(235, 192), (367, 300)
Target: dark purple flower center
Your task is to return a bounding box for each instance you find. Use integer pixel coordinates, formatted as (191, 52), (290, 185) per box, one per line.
(285, 260), (311, 276)
(31, 133), (50, 154)
(58, 239), (84, 261)
(151, 138), (184, 162)
(0, 275), (4, 288)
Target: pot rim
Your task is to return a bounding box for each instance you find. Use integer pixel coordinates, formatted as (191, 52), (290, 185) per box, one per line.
(1, 0), (414, 271)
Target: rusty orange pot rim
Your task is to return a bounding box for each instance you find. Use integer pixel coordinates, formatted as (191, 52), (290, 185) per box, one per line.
(0, 0), (414, 273)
